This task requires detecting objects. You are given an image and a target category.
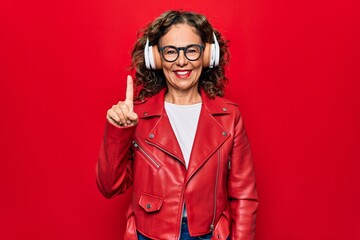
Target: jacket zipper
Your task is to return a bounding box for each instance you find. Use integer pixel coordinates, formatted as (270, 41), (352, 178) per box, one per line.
(210, 149), (221, 232)
(132, 140), (161, 169)
(145, 139), (184, 165)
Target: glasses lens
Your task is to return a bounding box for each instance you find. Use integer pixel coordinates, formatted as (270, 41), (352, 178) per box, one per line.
(185, 45), (202, 61)
(162, 46), (178, 62)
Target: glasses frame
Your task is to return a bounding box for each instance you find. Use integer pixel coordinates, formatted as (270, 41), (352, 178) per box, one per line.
(158, 44), (205, 62)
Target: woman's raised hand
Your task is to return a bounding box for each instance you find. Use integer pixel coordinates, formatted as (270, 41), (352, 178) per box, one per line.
(106, 75), (138, 127)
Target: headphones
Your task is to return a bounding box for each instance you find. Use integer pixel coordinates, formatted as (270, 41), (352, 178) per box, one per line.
(144, 33), (220, 70)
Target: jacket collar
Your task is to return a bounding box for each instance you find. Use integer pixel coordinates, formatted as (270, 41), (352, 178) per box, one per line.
(138, 88), (230, 118)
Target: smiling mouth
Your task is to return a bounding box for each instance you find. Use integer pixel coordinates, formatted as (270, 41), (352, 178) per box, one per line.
(174, 70), (192, 78)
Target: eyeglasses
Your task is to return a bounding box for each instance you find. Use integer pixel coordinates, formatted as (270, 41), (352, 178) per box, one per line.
(158, 44), (205, 62)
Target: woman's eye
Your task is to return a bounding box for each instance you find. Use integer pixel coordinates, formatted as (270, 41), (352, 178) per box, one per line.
(165, 49), (177, 55)
(186, 47), (199, 54)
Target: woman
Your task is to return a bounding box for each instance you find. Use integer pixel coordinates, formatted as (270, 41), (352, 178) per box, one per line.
(96, 10), (258, 240)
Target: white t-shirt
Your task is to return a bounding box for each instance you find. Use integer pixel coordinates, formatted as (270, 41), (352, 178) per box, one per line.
(164, 102), (202, 169)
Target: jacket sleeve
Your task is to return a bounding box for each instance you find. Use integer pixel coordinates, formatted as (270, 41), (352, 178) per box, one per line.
(96, 121), (136, 198)
(228, 110), (258, 240)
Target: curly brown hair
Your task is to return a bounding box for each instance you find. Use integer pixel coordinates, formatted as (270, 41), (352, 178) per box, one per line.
(131, 10), (230, 100)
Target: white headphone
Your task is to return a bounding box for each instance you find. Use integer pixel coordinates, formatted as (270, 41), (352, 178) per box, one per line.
(144, 33), (220, 70)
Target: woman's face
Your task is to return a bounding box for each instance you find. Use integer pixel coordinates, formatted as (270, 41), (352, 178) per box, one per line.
(159, 24), (203, 94)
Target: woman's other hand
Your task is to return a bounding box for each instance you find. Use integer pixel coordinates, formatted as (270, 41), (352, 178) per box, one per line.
(106, 75), (138, 127)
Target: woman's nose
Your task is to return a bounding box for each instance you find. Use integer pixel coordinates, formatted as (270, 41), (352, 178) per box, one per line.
(176, 50), (188, 66)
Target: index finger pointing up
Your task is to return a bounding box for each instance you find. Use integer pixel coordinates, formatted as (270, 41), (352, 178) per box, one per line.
(125, 75), (134, 107)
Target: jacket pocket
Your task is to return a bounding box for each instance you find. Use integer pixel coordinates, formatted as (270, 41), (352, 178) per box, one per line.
(138, 192), (164, 213)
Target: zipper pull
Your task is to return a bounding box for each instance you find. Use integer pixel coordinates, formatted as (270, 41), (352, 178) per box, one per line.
(132, 140), (139, 149)
(210, 224), (214, 232)
(228, 160), (231, 169)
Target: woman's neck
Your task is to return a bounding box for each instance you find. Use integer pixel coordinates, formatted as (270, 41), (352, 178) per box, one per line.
(165, 89), (202, 105)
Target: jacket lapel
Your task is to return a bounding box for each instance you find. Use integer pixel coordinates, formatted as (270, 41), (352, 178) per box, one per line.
(185, 90), (231, 181)
(139, 89), (185, 166)
(145, 113), (185, 166)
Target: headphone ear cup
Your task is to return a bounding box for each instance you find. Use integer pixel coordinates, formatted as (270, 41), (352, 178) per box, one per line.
(148, 45), (155, 70)
(202, 33), (220, 68)
(144, 39), (162, 70)
(151, 45), (162, 69)
(213, 33), (220, 67)
(203, 43), (216, 68)
(144, 39), (151, 69)
(209, 43), (216, 68)
(203, 43), (211, 68)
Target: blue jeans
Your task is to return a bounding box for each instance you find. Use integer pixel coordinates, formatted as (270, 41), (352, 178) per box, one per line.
(137, 218), (214, 240)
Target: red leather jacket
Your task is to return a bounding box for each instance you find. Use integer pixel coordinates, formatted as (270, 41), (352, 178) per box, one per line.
(96, 88), (258, 240)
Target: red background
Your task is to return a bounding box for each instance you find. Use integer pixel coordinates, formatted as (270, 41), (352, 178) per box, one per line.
(1, 0), (359, 239)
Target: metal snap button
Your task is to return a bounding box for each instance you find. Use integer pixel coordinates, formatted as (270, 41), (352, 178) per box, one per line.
(222, 107), (227, 112)
(149, 133), (154, 139)
(222, 131), (227, 136)
(146, 203), (151, 209)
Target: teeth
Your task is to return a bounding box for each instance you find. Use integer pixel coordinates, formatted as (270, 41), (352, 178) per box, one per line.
(175, 71), (190, 75)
